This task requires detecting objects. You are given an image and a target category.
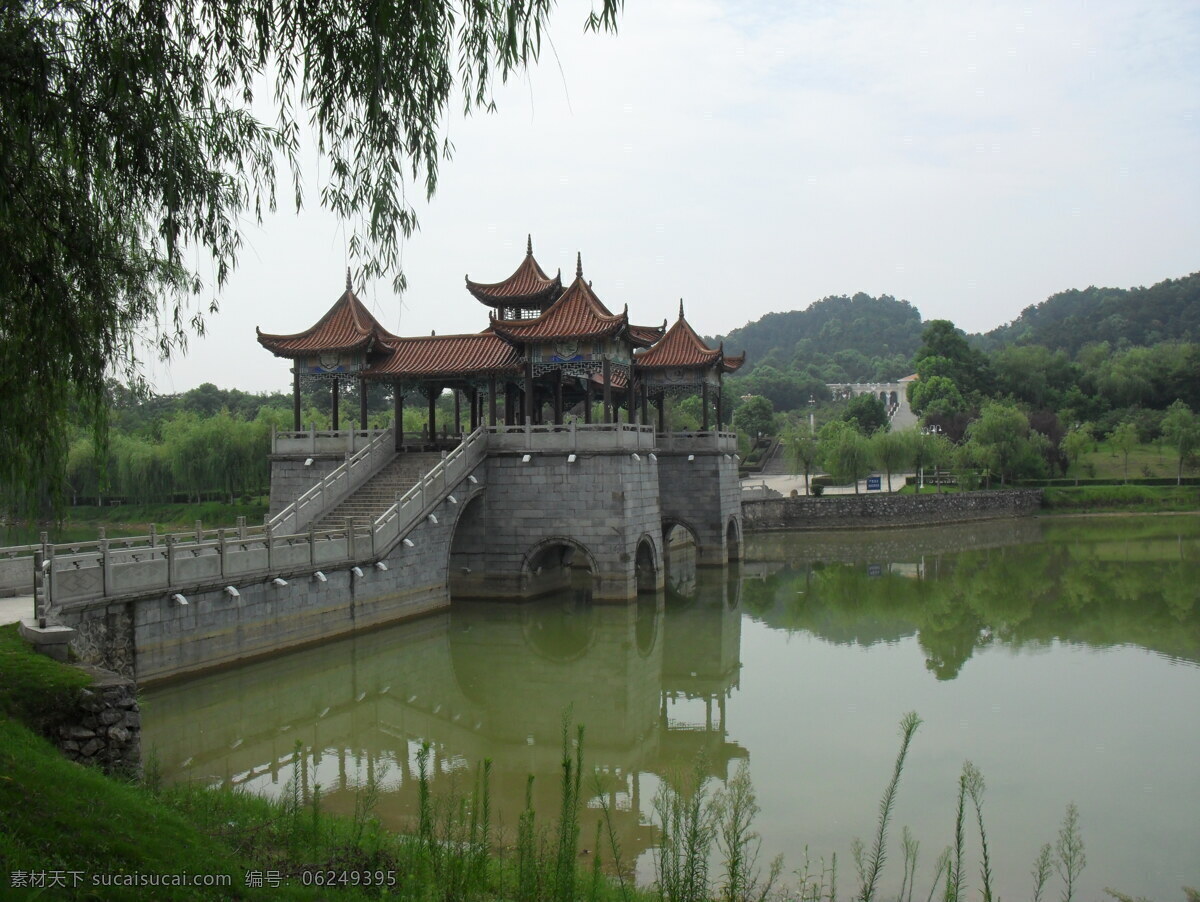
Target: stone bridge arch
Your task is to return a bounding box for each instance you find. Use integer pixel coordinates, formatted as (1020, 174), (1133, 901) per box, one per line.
(520, 536), (600, 599)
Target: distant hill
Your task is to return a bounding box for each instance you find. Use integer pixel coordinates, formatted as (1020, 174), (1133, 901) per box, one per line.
(711, 292), (923, 382)
(976, 272), (1200, 354)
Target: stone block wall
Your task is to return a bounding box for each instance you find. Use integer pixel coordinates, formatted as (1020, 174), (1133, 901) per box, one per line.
(58, 467), (485, 684)
(268, 456), (343, 518)
(450, 451), (663, 600)
(56, 666), (141, 774)
(657, 452), (743, 565)
(742, 489), (1043, 532)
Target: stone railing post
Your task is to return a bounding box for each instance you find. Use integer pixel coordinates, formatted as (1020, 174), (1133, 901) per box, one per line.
(237, 516), (246, 539)
(217, 529), (226, 578)
(264, 524), (274, 571)
(166, 536), (177, 586)
(345, 517), (355, 561)
(99, 538), (111, 598)
(194, 520), (202, 543)
(149, 524), (157, 548)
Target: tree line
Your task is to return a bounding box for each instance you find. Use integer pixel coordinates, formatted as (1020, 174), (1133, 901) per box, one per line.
(731, 315), (1200, 490)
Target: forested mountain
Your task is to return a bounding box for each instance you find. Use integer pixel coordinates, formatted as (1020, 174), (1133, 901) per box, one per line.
(711, 292), (923, 383)
(976, 272), (1200, 354)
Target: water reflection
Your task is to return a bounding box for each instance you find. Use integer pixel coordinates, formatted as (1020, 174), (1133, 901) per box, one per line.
(142, 514), (1200, 898)
(742, 516), (1200, 677)
(143, 567), (744, 863)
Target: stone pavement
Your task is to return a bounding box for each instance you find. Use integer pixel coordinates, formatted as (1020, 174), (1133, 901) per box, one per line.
(0, 595), (33, 626)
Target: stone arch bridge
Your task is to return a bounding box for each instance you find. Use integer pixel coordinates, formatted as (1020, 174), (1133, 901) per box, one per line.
(18, 424), (742, 683)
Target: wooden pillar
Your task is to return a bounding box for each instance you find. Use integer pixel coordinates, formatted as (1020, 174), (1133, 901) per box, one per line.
(427, 385), (437, 439)
(640, 381), (649, 425)
(585, 379), (593, 424)
(488, 376), (498, 427)
(505, 383), (515, 426)
(523, 358), (534, 425)
(553, 370), (564, 425)
(657, 395), (665, 433)
(359, 376), (368, 430)
(469, 387), (479, 431)
(701, 382), (710, 431)
(292, 369), (302, 431)
(454, 389), (461, 435)
(602, 357), (612, 424)
(331, 379), (340, 430)
(714, 375), (723, 429)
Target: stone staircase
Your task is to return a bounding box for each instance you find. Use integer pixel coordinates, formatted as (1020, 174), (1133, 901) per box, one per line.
(314, 452), (442, 532)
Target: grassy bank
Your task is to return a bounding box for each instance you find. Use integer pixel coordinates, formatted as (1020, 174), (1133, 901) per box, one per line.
(1041, 484), (1200, 513)
(2, 499), (270, 545)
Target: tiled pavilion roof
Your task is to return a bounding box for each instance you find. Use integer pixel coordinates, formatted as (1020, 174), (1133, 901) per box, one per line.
(465, 236), (563, 309)
(490, 255), (628, 344)
(628, 322), (667, 347)
(364, 332), (521, 380)
(635, 302), (743, 372)
(257, 275), (394, 358)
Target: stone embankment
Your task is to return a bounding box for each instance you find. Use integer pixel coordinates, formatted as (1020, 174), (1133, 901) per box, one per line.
(55, 666), (141, 774)
(742, 490), (1043, 531)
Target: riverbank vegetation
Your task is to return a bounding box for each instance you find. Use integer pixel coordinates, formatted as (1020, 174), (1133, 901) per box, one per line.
(8, 622), (1192, 900)
(717, 274), (1200, 496)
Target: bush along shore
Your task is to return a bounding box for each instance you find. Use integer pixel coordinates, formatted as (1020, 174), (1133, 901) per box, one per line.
(3, 626), (1196, 901)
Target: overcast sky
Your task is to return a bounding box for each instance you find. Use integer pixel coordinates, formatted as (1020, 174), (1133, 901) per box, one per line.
(150, 0), (1200, 395)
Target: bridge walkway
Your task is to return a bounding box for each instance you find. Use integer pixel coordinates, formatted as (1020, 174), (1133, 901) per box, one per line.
(314, 453), (442, 532)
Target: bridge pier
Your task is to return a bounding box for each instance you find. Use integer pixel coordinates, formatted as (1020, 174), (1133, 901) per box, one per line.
(656, 434), (744, 567)
(450, 449), (664, 601)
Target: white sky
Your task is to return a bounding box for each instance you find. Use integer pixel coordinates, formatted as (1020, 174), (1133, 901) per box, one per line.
(149, 0), (1200, 395)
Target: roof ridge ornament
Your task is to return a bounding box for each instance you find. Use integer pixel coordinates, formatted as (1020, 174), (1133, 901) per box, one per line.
(679, 298), (685, 319)
(346, 267), (352, 291)
(576, 252), (583, 280)
(527, 234), (533, 255)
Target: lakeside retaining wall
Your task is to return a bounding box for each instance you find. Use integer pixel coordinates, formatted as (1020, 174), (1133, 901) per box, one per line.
(742, 490), (1043, 531)
(55, 666), (142, 775)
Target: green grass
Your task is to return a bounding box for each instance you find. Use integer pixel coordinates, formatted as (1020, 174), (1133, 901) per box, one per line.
(2, 499), (270, 545)
(1074, 440), (1197, 483)
(1042, 485), (1200, 512)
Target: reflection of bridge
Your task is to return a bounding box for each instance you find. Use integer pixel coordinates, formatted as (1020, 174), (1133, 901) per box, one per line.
(141, 576), (745, 862)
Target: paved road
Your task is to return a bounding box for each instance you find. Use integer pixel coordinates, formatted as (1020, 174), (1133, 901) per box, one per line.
(0, 595), (33, 626)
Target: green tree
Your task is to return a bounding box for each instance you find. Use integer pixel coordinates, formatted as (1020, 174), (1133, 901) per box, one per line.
(870, 429), (911, 492)
(818, 421), (872, 493)
(732, 395), (776, 440)
(1109, 421), (1138, 484)
(908, 374), (966, 419)
(965, 402), (1031, 487)
(1160, 401), (1199, 485)
(784, 428), (820, 496)
(842, 393), (888, 434)
(1061, 424), (1094, 486)
(0, 0), (621, 512)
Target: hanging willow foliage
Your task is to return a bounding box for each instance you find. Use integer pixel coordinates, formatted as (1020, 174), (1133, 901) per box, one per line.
(0, 0), (622, 514)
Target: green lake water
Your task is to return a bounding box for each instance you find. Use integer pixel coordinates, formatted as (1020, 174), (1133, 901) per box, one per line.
(141, 515), (1200, 899)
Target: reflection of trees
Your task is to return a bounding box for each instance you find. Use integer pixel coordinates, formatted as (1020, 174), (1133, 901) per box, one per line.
(743, 517), (1200, 678)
